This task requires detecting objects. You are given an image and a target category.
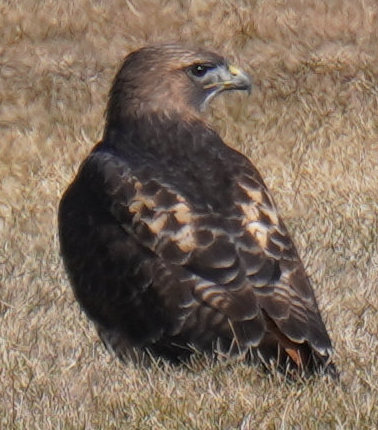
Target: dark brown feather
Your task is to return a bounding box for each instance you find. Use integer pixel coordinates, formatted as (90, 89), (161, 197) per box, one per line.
(58, 44), (337, 377)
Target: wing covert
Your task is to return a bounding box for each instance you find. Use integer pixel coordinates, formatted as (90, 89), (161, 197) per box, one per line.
(80, 149), (332, 359)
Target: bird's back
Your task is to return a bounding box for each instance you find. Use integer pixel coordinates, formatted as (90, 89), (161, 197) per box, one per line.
(59, 114), (336, 376)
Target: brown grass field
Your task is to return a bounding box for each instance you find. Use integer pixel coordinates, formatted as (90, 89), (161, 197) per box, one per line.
(1, 0), (377, 428)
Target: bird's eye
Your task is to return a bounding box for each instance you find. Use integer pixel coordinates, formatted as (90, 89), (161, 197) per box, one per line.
(189, 64), (212, 78)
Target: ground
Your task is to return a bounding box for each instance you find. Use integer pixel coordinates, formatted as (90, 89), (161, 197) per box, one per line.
(0, 0), (377, 429)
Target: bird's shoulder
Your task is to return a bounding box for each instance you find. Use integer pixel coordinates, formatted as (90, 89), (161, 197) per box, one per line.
(78, 138), (298, 279)
(63, 133), (331, 355)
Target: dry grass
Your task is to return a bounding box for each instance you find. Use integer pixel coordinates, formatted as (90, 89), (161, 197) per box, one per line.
(1, 0), (377, 428)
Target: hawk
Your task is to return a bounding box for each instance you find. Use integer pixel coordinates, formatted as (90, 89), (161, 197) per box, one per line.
(59, 44), (337, 377)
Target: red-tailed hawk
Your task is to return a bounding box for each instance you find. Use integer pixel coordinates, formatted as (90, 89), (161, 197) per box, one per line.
(59, 44), (337, 377)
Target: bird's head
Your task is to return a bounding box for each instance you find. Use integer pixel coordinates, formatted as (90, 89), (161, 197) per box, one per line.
(106, 43), (252, 125)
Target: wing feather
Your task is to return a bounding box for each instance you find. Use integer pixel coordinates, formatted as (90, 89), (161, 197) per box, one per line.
(80, 149), (332, 360)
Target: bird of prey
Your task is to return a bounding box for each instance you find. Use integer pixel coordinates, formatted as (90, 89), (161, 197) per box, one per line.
(59, 43), (336, 377)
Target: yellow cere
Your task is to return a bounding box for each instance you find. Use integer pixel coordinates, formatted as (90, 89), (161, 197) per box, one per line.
(228, 65), (241, 76)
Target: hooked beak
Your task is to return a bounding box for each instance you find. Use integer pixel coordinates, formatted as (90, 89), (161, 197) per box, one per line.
(204, 64), (252, 95)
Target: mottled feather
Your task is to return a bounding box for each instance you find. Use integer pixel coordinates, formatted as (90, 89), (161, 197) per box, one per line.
(59, 44), (337, 377)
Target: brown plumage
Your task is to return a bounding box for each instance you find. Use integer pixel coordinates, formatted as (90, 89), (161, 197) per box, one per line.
(58, 44), (337, 377)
